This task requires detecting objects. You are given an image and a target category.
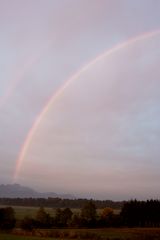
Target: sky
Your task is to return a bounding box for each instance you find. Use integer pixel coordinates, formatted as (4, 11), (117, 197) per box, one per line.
(0, 0), (160, 200)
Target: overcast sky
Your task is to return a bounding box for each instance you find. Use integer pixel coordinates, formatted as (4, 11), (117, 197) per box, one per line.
(0, 0), (160, 200)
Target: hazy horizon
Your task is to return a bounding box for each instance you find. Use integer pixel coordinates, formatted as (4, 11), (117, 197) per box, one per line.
(1, 182), (160, 201)
(0, 0), (160, 201)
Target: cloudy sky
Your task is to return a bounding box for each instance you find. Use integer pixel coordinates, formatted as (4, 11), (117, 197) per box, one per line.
(0, 0), (160, 200)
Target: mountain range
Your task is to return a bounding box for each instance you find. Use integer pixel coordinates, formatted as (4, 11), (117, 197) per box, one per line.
(0, 184), (75, 199)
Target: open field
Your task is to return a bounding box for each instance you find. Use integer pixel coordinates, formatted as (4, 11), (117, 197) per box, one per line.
(0, 205), (80, 220)
(1, 228), (160, 240)
(0, 205), (56, 220)
(0, 205), (120, 220)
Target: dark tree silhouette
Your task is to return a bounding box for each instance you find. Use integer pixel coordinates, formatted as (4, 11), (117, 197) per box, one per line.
(20, 216), (36, 231)
(121, 199), (160, 227)
(81, 200), (97, 227)
(54, 208), (73, 227)
(0, 207), (16, 230)
(36, 207), (52, 228)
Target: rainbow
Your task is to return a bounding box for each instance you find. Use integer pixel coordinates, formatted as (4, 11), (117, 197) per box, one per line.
(13, 29), (160, 181)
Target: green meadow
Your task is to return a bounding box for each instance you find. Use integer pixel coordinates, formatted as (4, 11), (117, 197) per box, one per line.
(0, 205), (82, 220)
(0, 205), (120, 221)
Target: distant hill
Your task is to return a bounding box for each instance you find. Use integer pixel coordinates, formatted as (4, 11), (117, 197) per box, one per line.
(0, 184), (75, 199)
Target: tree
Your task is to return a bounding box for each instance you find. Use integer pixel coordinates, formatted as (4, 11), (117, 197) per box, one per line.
(54, 208), (62, 227)
(0, 207), (16, 230)
(100, 207), (114, 227)
(101, 207), (113, 218)
(54, 208), (73, 227)
(20, 216), (36, 231)
(36, 207), (52, 228)
(70, 213), (81, 228)
(81, 200), (97, 227)
(61, 208), (73, 226)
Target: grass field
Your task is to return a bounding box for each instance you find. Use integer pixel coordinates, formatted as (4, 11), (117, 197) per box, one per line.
(1, 228), (160, 240)
(0, 205), (80, 220)
(0, 205), (120, 220)
(0, 205), (56, 219)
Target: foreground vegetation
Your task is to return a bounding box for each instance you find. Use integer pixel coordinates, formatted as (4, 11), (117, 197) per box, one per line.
(1, 228), (160, 240)
(1, 200), (160, 239)
(0, 233), (53, 240)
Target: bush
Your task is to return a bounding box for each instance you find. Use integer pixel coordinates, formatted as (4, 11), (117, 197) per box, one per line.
(20, 216), (36, 231)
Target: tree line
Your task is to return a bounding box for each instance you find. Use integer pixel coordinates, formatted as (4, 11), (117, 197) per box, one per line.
(121, 199), (160, 227)
(0, 197), (123, 209)
(1, 199), (160, 231)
